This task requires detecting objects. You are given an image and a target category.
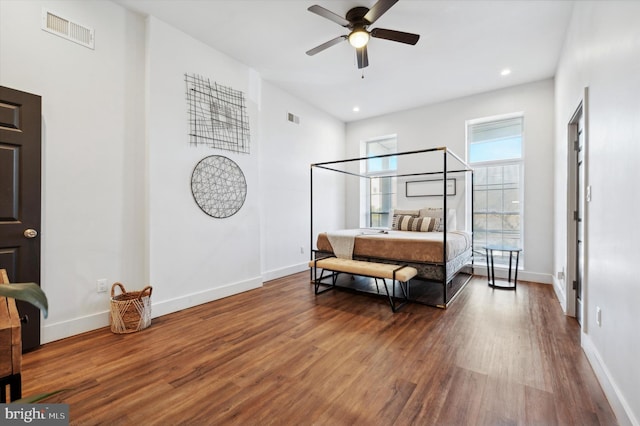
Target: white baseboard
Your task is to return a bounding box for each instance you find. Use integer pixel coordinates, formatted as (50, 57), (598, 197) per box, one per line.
(42, 311), (111, 344)
(552, 276), (567, 313)
(471, 265), (552, 284)
(151, 276), (263, 318)
(42, 276), (263, 344)
(581, 332), (637, 426)
(262, 261), (308, 282)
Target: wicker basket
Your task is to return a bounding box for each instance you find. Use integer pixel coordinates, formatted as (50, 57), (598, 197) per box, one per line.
(110, 282), (152, 334)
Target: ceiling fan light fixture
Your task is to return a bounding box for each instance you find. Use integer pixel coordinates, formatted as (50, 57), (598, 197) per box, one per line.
(306, 1), (420, 69)
(348, 28), (370, 48)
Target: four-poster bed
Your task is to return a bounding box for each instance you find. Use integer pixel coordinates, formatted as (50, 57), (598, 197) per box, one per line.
(309, 147), (474, 309)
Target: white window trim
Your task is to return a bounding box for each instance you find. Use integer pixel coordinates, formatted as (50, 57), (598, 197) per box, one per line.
(360, 135), (398, 228)
(467, 114), (525, 268)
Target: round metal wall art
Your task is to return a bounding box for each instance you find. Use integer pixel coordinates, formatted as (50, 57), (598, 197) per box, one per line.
(191, 155), (247, 218)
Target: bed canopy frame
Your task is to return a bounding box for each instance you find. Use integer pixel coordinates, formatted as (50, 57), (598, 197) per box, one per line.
(310, 146), (475, 308)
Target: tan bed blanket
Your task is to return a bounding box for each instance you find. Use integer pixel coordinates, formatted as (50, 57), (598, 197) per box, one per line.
(317, 230), (471, 264)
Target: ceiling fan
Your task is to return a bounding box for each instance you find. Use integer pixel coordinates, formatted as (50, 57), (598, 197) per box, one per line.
(305, 0), (420, 69)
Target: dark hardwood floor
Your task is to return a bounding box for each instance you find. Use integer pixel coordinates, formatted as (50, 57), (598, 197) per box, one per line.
(21, 273), (617, 425)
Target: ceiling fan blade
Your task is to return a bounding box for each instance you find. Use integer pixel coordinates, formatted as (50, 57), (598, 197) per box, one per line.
(308, 5), (350, 27)
(306, 36), (347, 56)
(371, 28), (420, 45)
(356, 46), (369, 69)
(364, 0), (399, 25)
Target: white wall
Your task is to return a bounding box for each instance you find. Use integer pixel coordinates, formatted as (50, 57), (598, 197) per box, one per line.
(554, 2), (640, 425)
(346, 79), (555, 283)
(145, 17), (265, 315)
(259, 82), (345, 281)
(0, 0), (147, 341)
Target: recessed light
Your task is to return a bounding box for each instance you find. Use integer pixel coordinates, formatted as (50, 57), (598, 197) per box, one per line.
(501, 68), (512, 76)
(353, 106), (360, 112)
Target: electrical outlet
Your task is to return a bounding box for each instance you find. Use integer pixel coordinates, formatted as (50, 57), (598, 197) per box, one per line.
(596, 306), (602, 326)
(300, 246), (304, 254)
(97, 279), (108, 293)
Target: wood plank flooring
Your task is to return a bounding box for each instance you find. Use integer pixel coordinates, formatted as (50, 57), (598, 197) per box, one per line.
(21, 273), (617, 425)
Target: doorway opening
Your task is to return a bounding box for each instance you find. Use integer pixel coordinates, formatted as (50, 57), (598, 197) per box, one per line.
(566, 90), (588, 326)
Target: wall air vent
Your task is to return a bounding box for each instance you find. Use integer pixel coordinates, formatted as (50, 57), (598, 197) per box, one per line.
(287, 112), (300, 124)
(41, 9), (94, 49)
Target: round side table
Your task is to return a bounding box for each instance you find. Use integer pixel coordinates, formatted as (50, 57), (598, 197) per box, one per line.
(484, 245), (522, 290)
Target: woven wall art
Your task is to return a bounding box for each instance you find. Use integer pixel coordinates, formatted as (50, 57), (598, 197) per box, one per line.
(185, 73), (250, 154)
(191, 155), (247, 218)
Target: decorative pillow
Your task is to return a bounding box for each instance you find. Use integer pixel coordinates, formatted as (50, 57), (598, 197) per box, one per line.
(420, 216), (442, 232)
(389, 209), (420, 228)
(392, 213), (418, 229)
(419, 208), (456, 231)
(393, 215), (441, 232)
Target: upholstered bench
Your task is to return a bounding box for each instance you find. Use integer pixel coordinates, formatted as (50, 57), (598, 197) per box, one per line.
(308, 257), (417, 312)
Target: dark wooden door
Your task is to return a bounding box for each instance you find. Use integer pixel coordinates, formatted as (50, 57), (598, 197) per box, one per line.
(0, 86), (42, 351)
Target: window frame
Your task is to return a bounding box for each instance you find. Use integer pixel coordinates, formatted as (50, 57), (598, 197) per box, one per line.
(361, 136), (398, 228)
(467, 114), (525, 267)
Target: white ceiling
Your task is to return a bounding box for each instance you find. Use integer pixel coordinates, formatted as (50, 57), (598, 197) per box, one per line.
(115, 0), (574, 122)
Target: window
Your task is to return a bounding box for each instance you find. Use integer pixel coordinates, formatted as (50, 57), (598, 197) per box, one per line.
(364, 137), (397, 227)
(468, 116), (523, 266)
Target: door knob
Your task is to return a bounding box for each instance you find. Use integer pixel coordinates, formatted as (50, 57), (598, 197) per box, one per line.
(24, 229), (38, 239)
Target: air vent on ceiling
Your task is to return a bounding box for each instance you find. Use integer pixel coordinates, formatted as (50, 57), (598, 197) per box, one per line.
(41, 9), (94, 49)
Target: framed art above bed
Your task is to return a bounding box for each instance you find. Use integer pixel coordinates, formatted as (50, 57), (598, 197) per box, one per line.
(406, 178), (456, 197)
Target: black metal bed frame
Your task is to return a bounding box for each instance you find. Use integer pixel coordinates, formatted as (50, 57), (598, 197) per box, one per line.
(310, 146), (474, 308)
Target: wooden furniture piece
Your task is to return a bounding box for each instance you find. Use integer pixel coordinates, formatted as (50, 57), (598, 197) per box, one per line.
(0, 269), (22, 402)
(485, 245), (522, 290)
(309, 256), (417, 312)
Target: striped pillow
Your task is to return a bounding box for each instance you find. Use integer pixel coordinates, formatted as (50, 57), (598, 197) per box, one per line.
(392, 215), (441, 232)
(392, 213), (417, 229)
